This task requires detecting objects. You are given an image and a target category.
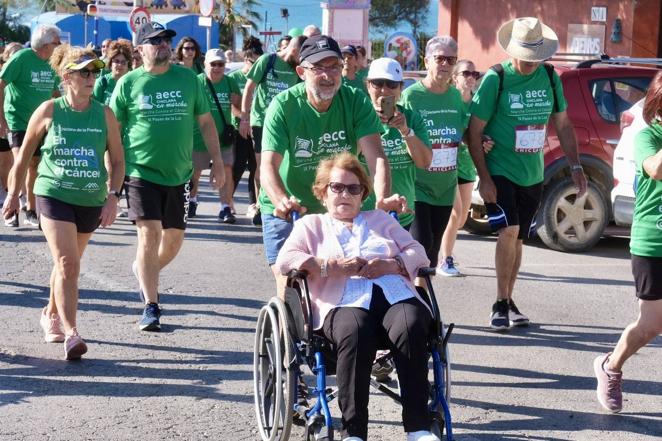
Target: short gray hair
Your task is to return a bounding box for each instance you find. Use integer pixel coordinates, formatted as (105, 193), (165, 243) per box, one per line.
(303, 25), (321, 37)
(425, 36), (458, 57)
(31, 24), (61, 50)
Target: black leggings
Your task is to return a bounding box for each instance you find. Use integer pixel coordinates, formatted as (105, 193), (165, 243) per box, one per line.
(231, 134), (257, 205)
(321, 285), (431, 440)
(409, 201), (453, 267)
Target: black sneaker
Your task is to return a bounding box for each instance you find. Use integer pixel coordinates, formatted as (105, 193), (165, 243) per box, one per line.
(218, 206), (236, 224)
(508, 299), (530, 327)
(139, 303), (161, 331)
(24, 209), (39, 227)
(188, 200), (198, 218)
(371, 358), (394, 382)
(490, 299), (509, 330)
(4, 212), (18, 227)
(252, 207), (262, 226)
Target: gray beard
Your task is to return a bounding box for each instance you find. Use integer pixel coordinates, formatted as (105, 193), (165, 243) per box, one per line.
(309, 82), (340, 102)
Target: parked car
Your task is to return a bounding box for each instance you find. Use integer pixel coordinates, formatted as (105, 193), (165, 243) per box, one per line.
(464, 59), (659, 252)
(611, 99), (647, 227)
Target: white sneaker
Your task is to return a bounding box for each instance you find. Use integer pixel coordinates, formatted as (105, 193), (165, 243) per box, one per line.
(246, 203), (258, 218)
(406, 430), (440, 441)
(437, 256), (461, 277)
(343, 438), (364, 441)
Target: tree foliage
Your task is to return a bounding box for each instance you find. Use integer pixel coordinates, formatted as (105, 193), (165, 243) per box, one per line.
(369, 0), (430, 37)
(0, 1), (31, 45)
(217, 0), (262, 49)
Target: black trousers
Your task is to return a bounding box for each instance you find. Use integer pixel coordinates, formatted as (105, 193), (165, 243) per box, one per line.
(409, 201), (453, 267)
(321, 285), (431, 439)
(231, 134), (257, 205)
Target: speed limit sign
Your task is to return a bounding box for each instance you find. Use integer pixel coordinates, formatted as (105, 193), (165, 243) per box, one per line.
(129, 7), (151, 33)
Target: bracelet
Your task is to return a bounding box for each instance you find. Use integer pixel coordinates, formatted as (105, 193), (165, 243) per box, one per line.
(394, 255), (406, 275)
(571, 164), (583, 172)
(401, 128), (414, 138)
(320, 259), (328, 278)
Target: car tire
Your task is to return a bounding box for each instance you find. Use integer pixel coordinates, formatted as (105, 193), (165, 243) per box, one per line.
(463, 203), (493, 235)
(536, 177), (608, 252)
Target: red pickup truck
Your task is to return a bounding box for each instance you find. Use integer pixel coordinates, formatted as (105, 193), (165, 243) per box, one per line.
(465, 59), (659, 252)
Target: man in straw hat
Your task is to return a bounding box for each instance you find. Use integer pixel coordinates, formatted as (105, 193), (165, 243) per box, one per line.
(468, 17), (587, 331)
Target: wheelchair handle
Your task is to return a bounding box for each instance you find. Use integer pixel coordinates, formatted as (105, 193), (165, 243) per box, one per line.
(417, 267), (436, 277)
(388, 210), (398, 220)
(291, 210), (301, 221)
(287, 269), (308, 279)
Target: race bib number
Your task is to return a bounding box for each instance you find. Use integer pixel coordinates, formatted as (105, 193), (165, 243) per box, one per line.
(429, 142), (458, 172)
(515, 124), (546, 153)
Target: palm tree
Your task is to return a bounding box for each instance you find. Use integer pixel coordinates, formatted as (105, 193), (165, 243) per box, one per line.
(217, 0), (261, 51)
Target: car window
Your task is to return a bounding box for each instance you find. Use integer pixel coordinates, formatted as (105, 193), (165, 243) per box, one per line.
(590, 77), (651, 123)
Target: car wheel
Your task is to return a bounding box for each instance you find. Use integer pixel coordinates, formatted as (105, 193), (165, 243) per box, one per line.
(463, 203), (493, 235)
(536, 178), (608, 252)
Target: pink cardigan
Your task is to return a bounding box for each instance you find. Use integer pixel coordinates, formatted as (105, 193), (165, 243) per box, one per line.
(276, 209), (431, 329)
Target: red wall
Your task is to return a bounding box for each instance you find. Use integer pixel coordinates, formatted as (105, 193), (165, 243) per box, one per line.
(437, 0), (658, 71)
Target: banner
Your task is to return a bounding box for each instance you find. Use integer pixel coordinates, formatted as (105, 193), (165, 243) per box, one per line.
(57, 0), (210, 15)
(384, 32), (418, 71)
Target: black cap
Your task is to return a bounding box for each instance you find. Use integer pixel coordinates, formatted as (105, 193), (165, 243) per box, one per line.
(136, 21), (176, 45)
(340, 45), (357, 57)
(299, 35), (342, 64)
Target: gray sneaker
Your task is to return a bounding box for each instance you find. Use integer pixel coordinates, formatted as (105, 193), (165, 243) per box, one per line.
(593, 353), (623, 413)
(24, 209), (39, 227)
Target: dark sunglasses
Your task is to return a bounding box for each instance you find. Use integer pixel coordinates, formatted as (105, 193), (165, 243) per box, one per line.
(328, 182), (364, 196)
(432, 55), (458, 65)
(182, 46), (196, 51)
(369, 79), (401, 90)
(460, 70), (480, 79)
(77, 69), (101, 79)
(147, 36), (171, 46)
(210, 62), (225, 68)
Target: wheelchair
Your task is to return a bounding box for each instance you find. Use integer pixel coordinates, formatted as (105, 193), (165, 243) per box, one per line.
(253, 268), (455, 441)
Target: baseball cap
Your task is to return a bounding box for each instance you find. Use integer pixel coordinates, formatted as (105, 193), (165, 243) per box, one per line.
(136, 21), (176, 45)
(205, 49), (226, 63)
(65, 54), (105, 71)
(366, 57), (403, 82)
(299, 35), (341, 64)
(340, 45), (357, 57)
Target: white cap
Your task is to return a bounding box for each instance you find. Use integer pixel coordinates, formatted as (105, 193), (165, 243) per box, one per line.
(366, 57), (403, 82)
(205, 48), (226, 64)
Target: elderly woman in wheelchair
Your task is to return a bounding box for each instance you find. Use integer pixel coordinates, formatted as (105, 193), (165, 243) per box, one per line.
(261, 152), (450, 441)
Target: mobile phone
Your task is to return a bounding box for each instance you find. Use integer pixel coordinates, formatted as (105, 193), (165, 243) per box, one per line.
(378, 95), (395, 121)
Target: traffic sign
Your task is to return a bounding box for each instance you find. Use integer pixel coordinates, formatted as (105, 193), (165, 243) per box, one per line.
(199, 0), (214, 17)
(129, 7), (151, 33)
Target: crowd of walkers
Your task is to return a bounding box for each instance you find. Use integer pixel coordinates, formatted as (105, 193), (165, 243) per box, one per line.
(0, 15), (661, 438)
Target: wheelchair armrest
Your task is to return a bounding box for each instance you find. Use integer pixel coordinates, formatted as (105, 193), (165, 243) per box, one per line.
(287, 269), (309, 280)
(417, 267), (436, 277)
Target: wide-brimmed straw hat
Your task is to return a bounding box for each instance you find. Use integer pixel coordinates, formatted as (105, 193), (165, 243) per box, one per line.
(497, 17), (559, 62)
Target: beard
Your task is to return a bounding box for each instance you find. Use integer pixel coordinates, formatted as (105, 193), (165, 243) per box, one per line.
(308, 78), (341, 101)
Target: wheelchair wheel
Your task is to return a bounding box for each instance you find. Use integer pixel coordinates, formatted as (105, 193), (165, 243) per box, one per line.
(253, 299), (296, 441)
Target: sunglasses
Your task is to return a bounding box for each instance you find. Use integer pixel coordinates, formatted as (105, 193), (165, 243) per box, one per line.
(328, 182), (364, 196)
(369, 79), (401, 90)
(210, 62), (225, 68)
(182, 46), (196, 52)
(431, 55), (457, 65)
(460, 70), (480, 79)
(147, 36), (171, 46)
(112, 59), (128, 65)
(77, 69), (101, 79)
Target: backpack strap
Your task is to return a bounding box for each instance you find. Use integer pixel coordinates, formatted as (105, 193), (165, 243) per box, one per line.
(489, 63), (505, 106)
(543, 63), (559, 113)
(260, 53), (278, 84)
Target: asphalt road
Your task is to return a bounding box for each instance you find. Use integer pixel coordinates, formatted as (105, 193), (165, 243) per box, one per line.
(1, 179), (661, 441)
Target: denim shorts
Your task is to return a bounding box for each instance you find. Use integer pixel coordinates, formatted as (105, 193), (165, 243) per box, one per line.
(261, 212), (293, 265)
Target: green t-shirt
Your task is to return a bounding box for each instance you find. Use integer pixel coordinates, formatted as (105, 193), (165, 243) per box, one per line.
(362, 105), (430, 226)
(470, 61), (568, 186)
(457, 99), (476, 182)
(246, 53), (300, 127)
(110, 64), (209, 186)
(400, 82), (464, 206)
(0, 48), (60, 131)
(192, 73), (240, 152)
(258, 82), (382, 215)
(93, 73), (117, 105)
(342, 73), (368, 95)
(630, 123), (662, 257)
(227, 69), (248, 129)
(35, 97), (108, 207)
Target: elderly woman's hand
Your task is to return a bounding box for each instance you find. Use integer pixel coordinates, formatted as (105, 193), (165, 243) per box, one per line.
(329, 257), (367, 277)
(358, 258), (401, 279)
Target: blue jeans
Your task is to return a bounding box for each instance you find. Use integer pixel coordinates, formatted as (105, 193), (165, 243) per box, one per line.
(261, 213), (294, 265)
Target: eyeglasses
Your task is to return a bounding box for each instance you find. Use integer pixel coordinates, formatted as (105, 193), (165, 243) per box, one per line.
(77, 69), (101, 79)
(210, 62), (225, 68)
(460, 70), (480, 79)
(431, 55), (457, 65)
(147, 36), (171, 46)
(112, 59), (128, 66)
(369, 79), (401, 90)
(303, 64), (342, 75)
(328, 182), (364, 196)
(182, 46), (196, 52)
(50, 40), (61, 46)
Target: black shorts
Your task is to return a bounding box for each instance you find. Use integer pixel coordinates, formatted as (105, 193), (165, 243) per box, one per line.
(36, 195), (102, 234)
(251, 126), (263, 154)
(489, 175), (543, 240)
(125, 177), (190, 230)
(458, 177), (474, 185)
(8, 130), (41, 156)
(0, 138), (9, 152)
(631, 255), (662, 301)
(409, 201), (453, 268)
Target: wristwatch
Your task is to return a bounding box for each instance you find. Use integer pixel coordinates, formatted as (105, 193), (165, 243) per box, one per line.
(320, 259), (328, 278)
(402, 128), (415, 138)
(109, 190), (121, 198)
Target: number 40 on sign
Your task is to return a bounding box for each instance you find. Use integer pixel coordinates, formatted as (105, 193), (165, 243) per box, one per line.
(129, 7), (151, 33)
